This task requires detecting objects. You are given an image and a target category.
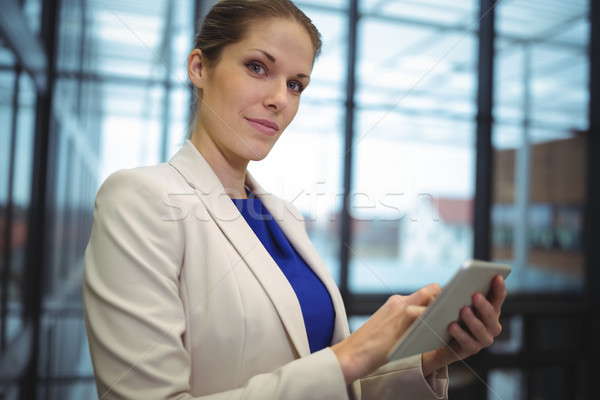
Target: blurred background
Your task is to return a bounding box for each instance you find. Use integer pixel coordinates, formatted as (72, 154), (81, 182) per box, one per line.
(0, 0), (598, 398)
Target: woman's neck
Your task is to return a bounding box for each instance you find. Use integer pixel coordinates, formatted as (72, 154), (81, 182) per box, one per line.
(190, 134), (249, 199)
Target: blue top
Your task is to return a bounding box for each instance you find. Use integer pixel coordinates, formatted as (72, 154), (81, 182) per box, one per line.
(232, 197), (335, 353)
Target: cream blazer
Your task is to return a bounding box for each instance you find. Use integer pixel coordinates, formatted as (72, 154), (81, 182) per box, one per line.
(83, 140), (448, 400)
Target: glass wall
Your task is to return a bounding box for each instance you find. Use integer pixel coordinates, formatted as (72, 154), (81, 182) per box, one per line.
(84, 0), (195, 180)
(9, 73), (36, 344)
(0, 46), (32, 356)
(38, 0), (103, 397)
(36, 1), (196, 398)
(491, 0), (589, 293)
(0, 0), (596, 399)
(0, 51), (17, 353)
(485, 1), (590, 398)
(0, 2), (40, 398)
(349, 0), (478, 293)
(0, 0), (196, 398)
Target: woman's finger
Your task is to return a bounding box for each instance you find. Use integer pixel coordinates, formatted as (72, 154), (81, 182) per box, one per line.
(472, 293), (502, 336)
(460, 306), (495, 348)
(405, 305), (427, 320)
(488, 275), (507, 312)
(382, 296), (427, 325)
(405, 283), (441, 307)
(448, 321), (482, 356)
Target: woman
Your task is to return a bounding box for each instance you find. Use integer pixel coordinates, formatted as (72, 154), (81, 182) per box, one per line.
(83, 1), (507, 399)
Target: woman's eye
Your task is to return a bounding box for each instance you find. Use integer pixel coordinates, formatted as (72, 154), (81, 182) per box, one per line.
(287, 81), (304, 93)
(247, 62), (265, 75)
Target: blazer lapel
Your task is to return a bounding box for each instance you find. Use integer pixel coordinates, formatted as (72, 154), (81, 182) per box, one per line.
(246, 173), (351, 345)
(247, 173), (358, 398)
(168, 141), (311, 357)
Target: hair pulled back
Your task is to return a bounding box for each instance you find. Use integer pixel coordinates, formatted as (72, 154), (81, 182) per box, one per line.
(194, 0), (322, 66)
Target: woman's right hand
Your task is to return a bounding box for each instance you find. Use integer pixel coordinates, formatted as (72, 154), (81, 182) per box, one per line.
(331, 283), (441, 385)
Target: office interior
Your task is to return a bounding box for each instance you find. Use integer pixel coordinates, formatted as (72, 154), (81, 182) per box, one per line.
(0, 0), (598, 399)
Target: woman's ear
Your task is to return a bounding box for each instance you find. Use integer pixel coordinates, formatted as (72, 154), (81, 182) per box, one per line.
(188, 49), (205, 89)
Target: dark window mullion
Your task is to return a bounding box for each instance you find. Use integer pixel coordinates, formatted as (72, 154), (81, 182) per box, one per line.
(584, 0), (600, 398)
(473, 0), (497, 262)
(339, 0), (359, 309)
(20, 0), (60, 397)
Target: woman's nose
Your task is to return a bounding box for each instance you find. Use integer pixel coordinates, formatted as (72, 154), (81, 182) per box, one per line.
(264, 79), (288, 112)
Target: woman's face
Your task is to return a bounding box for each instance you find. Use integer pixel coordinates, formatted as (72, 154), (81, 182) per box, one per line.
(189, 18), (314, 166)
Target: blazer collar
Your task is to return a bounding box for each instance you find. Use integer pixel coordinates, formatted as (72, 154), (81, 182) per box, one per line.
(169, 141), (313, 355)
(167, 140), (225, 195)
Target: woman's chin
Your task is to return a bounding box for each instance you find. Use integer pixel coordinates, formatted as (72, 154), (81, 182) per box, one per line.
(245, 145), (277, 163)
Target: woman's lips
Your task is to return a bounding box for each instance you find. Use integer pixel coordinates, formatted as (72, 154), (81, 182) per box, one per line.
(245, 118), (279, 136)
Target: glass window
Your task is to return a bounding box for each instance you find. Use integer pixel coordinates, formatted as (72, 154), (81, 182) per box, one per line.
(0, 70), (14, 204)
(297, 0), (347, 10)
(6, 72), (36, 345)
(22, 0), (43, 36)
(0, 67), (15, 352)
(98, 82), (165, 180)
(487, 365), (576, 400)
(166, 86), (192, 151)
(57, 0), (86, 73)
(249, 5), (348, 282)
(491, 0), (589, 293)
(35, 1), (196, 394)
(48, 131), (70, 293)
(89, 1), (161, 77)
(82, 0), (195, 181)
(0, 37), (16, 66)
(0, 384), (19, 399)
(487, 369), (524, 400)
(350, 0), (478, 293)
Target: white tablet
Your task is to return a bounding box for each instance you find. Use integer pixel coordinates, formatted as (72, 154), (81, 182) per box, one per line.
(387, 259), (511, 361)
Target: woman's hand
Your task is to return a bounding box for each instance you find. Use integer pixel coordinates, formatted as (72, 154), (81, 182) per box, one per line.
(331, 283), (441, 385)
(421, 275), (507, 376)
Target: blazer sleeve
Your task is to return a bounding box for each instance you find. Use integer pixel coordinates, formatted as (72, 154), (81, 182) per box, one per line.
(360, 355), (448, 399)
(83, 168), (349, 400)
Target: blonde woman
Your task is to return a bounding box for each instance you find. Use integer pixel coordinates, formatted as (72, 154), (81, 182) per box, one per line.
(83, 1), (507, 399)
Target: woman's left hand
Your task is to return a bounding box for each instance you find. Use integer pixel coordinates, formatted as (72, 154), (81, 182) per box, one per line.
(421, 275), (507, 376)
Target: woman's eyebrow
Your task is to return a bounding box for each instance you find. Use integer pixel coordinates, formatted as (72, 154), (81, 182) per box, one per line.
(251, 48), (276, 63)
(250, 48), (310, 79)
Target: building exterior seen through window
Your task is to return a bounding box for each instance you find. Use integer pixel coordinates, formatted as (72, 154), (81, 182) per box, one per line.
(491, 0), (588, 293)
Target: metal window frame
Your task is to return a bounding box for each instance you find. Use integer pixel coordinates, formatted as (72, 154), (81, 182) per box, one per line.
(473, 0), (496, 262)
(584, 0), (600, 397)
(19, 0), (61, 398)
(340, 0), (497, 314)
(338, 0), (359, 304)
